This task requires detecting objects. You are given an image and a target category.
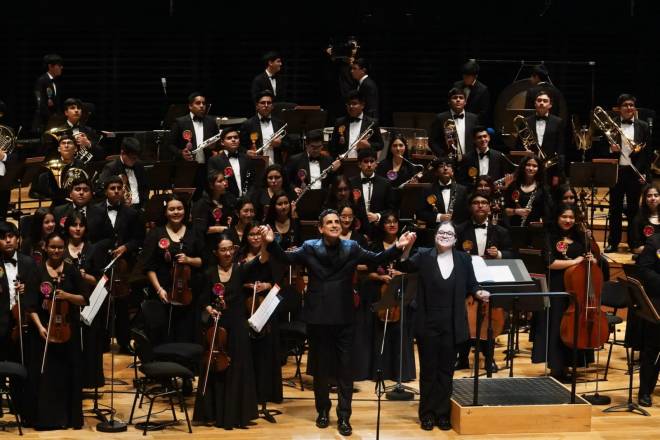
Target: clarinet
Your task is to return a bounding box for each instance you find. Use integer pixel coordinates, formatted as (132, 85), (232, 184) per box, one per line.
(447, 183), (456, 216)
(520, 190), (537, 227)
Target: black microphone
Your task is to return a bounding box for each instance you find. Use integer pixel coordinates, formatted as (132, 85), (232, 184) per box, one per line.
(161, 77), (167, 97)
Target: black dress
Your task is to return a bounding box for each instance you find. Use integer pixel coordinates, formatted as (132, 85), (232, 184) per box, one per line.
(629, 213), (660, 250)
(191, 192), (236, 264)
(504, 184), (547, 227)
(143, 225), (204, 343)
(193, 262), (259, 428)
(25, 262), (88, 429)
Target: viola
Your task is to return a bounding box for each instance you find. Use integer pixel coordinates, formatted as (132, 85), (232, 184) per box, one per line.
(10, 277), (28, 345)
(466, 296), (505, 341)
(42, 275), (71, 344)
(377, 264), (401, 323)
(111, 257), (131, 298)
(169, 242), (192, 306)
(201, 283), (231, 396)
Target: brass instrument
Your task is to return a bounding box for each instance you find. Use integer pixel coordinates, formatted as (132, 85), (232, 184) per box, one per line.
(512, 115), (559, 169)
(73, 132), (95, 164)
(61, 167), (90, 192)
(256, 123), (288, 154)
(119, 173), (133, 206)
(189, 131), (224, 155)
(592, 106), (647, 184)
(0, 125), (16, 156)
(571, 114), (593, 152)
(443, 119), (463, 161)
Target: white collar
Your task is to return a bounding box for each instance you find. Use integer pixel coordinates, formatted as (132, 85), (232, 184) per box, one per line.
(359, 75), (368, 85)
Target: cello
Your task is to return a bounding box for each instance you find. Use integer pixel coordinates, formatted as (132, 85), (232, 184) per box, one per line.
(201, 282), (231, 396)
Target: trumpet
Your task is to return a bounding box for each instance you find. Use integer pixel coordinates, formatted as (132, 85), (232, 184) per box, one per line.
(189, 131), (223, 155)
(512, 115), (559, 169)
(256, 123), (287, 154)
(443, 119), (463, 161)
(345, 121), (374, 157)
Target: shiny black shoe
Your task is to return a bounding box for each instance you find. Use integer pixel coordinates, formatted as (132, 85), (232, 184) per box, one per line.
(604, 244), (618, 253)
(315, 410), (329, 428)
(337, 418), (352, 436)
(420, 417), (434, 431)
(638, 394), (652, 407)
(437, 416), (452, 431)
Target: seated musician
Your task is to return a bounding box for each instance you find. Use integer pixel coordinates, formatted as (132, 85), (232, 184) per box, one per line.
(328, 90), (383, 159)
(52, 173), (93, 225)
(99, 136), (148, 210)
(240, 90), (289, 164)
(628, 185), (660, 255)
(285, 129), (339, 199)
(417, 156), (469, 231)
(429, 88), (478, 159)
(62, 97), (105, 162)
(208, 128), (256, 199)
(459, 126), (511, 190)
(252, 164), (295, 220)
(31, 133), (85, 206)
(264, 190), (300, 250)
(455, 192), (514, 371)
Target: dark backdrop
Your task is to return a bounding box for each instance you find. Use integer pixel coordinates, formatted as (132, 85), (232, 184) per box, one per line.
(2, 0), (660, 146)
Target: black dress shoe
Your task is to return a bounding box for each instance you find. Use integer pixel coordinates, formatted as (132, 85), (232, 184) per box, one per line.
(315, 411), (329, 428)
(420, 417), (434, 431)
(604, 244), (618, 253)
(337, 418), (352, 436)
(437, 416), (452, 431)
(489, 361), (499, 373)
(638, 394), (652, 407)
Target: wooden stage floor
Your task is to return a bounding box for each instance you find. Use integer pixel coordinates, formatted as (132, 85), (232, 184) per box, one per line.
(9, 323), (660, 439)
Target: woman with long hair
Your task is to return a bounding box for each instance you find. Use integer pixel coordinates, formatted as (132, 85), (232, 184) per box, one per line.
(504, 155), (548, 227)
(376, 134), (416, 189)
(630, 184), (660, 254)
(264, 191), (300, 250)
(21, 207), (56, 264)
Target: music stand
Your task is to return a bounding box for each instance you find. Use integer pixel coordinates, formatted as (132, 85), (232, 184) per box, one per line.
(279, 108), (327, 150)
(603, 277), (660, 416)
(23, 158), (51, 208)
(172, 161), (199, 189)
(295, 190), (325, 221)
(144, 161), (173, 193)
(398, 183), (430, 222)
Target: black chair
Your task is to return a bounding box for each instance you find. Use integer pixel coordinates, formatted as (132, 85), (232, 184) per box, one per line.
(601, 280), (627, 380)
(0, 361), (27, 435)
(128, 329), (193, 435)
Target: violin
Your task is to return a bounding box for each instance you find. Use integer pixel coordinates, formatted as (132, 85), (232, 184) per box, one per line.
(40, 272), (71, 374)
(10, 276), (27, 365)
(169, 242), (192, 306)
(201, 283), (231, 396)
(376, 263), (401, 323)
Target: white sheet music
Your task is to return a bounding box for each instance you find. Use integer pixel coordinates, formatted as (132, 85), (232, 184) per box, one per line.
(80, 275), (109, 326)
(488, 266), (516, 282)
(471, 256), (515, 283)
(247, 284), (282, 333)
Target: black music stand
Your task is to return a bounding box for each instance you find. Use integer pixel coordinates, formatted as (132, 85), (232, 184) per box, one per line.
(398, 183), (431, 222)
(144, 161), (174, 193)
(22, 158), (51, 208)
(510, 224), (545, 251)
(249, 155), (268, 182)
(279, 108), (327, 150)
(603, 277), (660, 416)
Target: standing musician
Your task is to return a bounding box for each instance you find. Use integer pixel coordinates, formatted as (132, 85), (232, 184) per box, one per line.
(240, 90), (288, 164)
(250, 51), (288, 103)
(417, 156), (470, 231)
(453, 60), (491, 125)
(429, 88), (478, 159)
(604, 94), (652, 253)
(25, 230), (88, 430)
(629, 185), (660, 254)
(459, 126), (511, 189)
(455, 192), (513, 371)
(636, 232), (660, 407)
(524, 65), (563, 116)
(52, 174), (93, 225)
(99, 137), (149, 210)
(263, 211), (416, 436)
(350, 58), (379, 121)
(193, 229), (270, 428)
(32, 53), (64, 134)
(286, 129), (339, 197)
(252, 164), (294, 219)
(208, 128), (256, 199)
(328, 90), (384, 159)
(62, 98), (105, 162)
(504, 155), (548, 227)
(87, 176), (144, 353)
(144, 195), (203, 343)
(398, 222), (489, 431)
(167, 92), (220, 164)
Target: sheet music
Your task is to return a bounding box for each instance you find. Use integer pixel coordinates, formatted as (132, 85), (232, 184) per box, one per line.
(247, 284), (282, 333)
(488, 266), (516, 282)
(471, 256), (516, 283)
(80, 275), (109, 326)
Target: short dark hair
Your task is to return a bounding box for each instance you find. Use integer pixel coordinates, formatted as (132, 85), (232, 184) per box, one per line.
(617, 93), (637, 106)
(103, 175), (123, 190)
(0, 221), (19, 237)
(472, 125), (488, 137)
(357, 147), (377, 161)
(43, 53), (63, 69)
(352, 57), (370, 73)
(254, 89), (275, 103)
(345, 90), (365, 103)
(318, 208), (339, 224)
(67, 175), (90, 191)
(468, 191), (491, 204)
(121, 136), (141, 155)
(220, 128), (239, 140)
(535, 90), (552, 102)
(431, 155), (455, 170)
(262, 51), (281, 67)
(448, 87), (465, 99)
(187, 92), (205, 105)
(531, 65), (549, 82)
(461, 60), (480, 76)
(63, 98), (82, 109)
(58, 133), (74, 143)
(306, 129), (324, 144)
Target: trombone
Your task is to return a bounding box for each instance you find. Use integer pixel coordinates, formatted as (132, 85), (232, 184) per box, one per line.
(256, 123), (287, 154)
(443, 119), (463, 162)
(512, 115), (559, 169)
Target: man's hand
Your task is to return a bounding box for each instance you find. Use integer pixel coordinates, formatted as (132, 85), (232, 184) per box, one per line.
(357, 139), (371, 149)
(367, 212), (379, 223)
(610, 143), (621, 153)
(182, 148), (194, 161)
(247, 149), (257, 157)
(439, 213), (452, 222)
(486, 246), (500, 258)
(271, 137), (282, 148)
(331, 159), (341, 171)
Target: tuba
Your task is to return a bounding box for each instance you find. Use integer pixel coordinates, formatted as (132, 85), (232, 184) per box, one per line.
(443, 119), (462, 161)
(512, 115), (559, 169)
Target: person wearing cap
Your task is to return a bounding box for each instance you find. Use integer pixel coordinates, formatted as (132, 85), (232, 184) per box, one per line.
(429, 88), (479, 159)
(459, 126), (512, 189)
(417, 157), (470, 230)
(328, 90), (383, 159)
(32, 53), (64, 134)
(251, 51), (288, 103)
(99, 136), (148, 209)
(240, 90), (289, 165)
(453, 60), (490, 125)
(349, 148), (395, 239)
(524, 65), (563, 116)
(62, 97), (105, 162)
(350, 58), (379, 121)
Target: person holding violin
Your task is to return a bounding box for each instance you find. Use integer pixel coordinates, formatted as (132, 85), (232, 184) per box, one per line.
(629, 185), (660, 255)
(504, 154), (548, 227)
(237, 222), (283, 419)
(20, 207), (56, 264)
(144, 194), (204, 344)
(398, 222), (489, 431)
(533, 204), (595, 381)
(367, 211), (416, 382)
(455, 192), (513, 371)
(193, 229), (271, 429)
(25, 230), (88, 430)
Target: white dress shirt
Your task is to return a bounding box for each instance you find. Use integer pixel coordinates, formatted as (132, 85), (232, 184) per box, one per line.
(266, 70), (277, 96)
(347, 113), (364, 158)
(478, 149), (490, 176)
(474, 221), (488, 256)
(619, 119), (635, 166)
(227, 152), (243, 196)
(190, 113), (205, 164)
(452, 112), (466, 156)
(535, 117), (547, 147)
(4, 252), (18, 309)
(106, 201), (119, 228)
(309, 156), (322, 189)
(47, 72), (57, 96)
(357, 75), (368, 90)
(121, 158), (140, 205)
(360, 172), (374, 213)
(260, 117), (275, 164)
(435, 180), (453, 223)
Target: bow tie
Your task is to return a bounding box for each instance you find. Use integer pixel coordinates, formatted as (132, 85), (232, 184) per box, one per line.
(361, 177), (374, 184)
(473, 223), (487, 229)
(107, 204), (120, 211)
(309, 158), (319, 163)
(479, 152), (488, 160)
(439, 184), (452, 191)
(349, 117), (362, 123)
(192, 116), (204, 123)
(124, 164), (134, 171)
(74, 206), (86, 213)
(226, 151), (240, 159)
(452, 113), (464, 119)
(535, 115), (548, 121)
(260, 117), (271, 124)
(622, 119), (634, 125)
(4, 258), (16, 266)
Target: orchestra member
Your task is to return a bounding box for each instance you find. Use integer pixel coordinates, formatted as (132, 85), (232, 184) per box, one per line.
(337, 202), (368, 246)
(264, 191), (300, 250)
(324, 175), (355, 211)
(52, 174), (93, 225)
(524, 65), (563, 116)
(328, 90), (384, 159)
(604, 94), (652, 253)
(504, 155), (548, 227)
(251, 164), (293, 219)
(417, 156), (470, 229)
(398, 222), (488, 431)
(25, 230), (88, 429)
(264, 210), (415, 436)
(240, 90), (288, 164)
(286, 129), (339, 197)
(629, 185), (660, 254)
(350, 58), (379, 120)
(429, 88), (478, 159)
(459, 126), (511, 189)
(30, 133), (84, 206)
(208, 128), (256, 199)
(167, 92), (219, 164)
(250, 51), (287, 103)
(375, 134), (417, 189)
(32, 53), (63, 134)
(98, 137), (148, 209)
(20, 207), (56, 264)
(62, 98), (104, 162)
(227, 199), (256, 244)
(453, 60), (490, 125)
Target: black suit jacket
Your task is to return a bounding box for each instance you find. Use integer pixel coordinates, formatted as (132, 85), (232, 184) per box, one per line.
(456, 221), (514, 258)
(86, 201), (145, 261)
(638, 234), (660, 313)
(166, 114), (219, 161)
(429, 111), (479, 157)
(52, 203), (90, 226)
(267, 238), (402, 325)
(349, 174), (396, 236)
(0, 253), (39, 339)
(207, 151), (256, 199)
(453, 79), (491, 124)
(328, 115), (384, 158)
(98, 158), (149, 207)
(399, 247), (479, 342)
(250, 71), (288, 103)
(239, 115), (289, 162)
(601, 117), (652, 177)
(458, 148), (511, 187)
(417, 181), (469, 226)
(32, 73), (61, 132)
(358, 76), (379, 120)
(522, 114), (565, 157)
(285, 152), (334, 191)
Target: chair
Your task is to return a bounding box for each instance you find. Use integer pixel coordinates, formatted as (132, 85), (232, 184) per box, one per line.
(0, 361), (28, 435)
(600, 280), (627, 380)
(128, 329), (193, 435)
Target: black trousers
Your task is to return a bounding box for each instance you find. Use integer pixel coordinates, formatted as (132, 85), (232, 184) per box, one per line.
(307, 323), (354, 419)
(608, 166), (643, 247)
(417, 315), (456, 421)
(639, 321), (660, 396)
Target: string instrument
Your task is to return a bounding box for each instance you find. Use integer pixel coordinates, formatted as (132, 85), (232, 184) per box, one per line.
(376, 263), (401, 323)
(201, 283), (230, 396)
(169, 242), (192, 306)
(10, 276), (27, 365)
(41, 272), (71, 373)
(245, 280), (268, 338)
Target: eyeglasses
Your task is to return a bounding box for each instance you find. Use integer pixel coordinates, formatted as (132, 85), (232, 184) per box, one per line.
(436, 231), (455, 237)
